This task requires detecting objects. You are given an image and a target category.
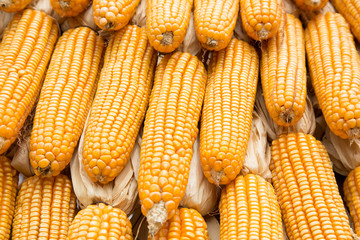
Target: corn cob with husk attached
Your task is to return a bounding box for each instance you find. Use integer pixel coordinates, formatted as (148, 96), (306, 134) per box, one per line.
(68, 203), (133, 239)
(12, 174), (76, 239)
(344, 166), (360, 236)
(51, 0), (90, 17)
(220, 174), (283, 239)
(0, 156), (18, 240)
(0, 9), (58, 155)
(261, 13), (306, 127)
(150, 207), (209, 240)
(194, 0), (240, 51)
(138, 52), (206, 236)
(83, 25), (156, 184)
(305, 12), (360, 139)
(292, 0), (328, 10)
(146, 0), (193, 53)
(29, 27), (104, 178)
(271, 132), (353, 239)
(200, 38), (259, 185)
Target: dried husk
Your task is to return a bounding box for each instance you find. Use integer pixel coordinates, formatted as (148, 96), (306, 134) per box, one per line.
(233, 12), (252, 43)
(61, 4), (98, 32)
(129, 0), (146, 28)
(179, 136), (220, 216)
(29, 0), (64, 24)
(299, 1), (336, 25)
(178, 12), (201, 57)
(241, 112), (272, 182)
(283, 0), (300, 17)
(10, 135), (34, 177)
(205, 216), (220, 240)
(0, 11), (14, 39)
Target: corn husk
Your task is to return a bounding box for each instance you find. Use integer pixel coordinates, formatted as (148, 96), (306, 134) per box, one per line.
(241, 112), (272, 182)
(234, 12), (252, 43)
(129, 0), (146, 28)
(299, 1), (336, 24)
(178, 12), (201, 57)
(205, 216), (220, 240)
(0, 11), (14, 39)
(283, 0), (300, 17)
(70, 116), (140, 215)
(179, 136), (220, 216)
(61, 4), (98, 32)
(29, 0), (64, 24)
(255, 86), (316, 142)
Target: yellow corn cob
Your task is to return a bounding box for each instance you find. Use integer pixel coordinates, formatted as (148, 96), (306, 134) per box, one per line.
(240, 0), (284, 40)
(292, 0), (328, 10)
(271, 132), (353, 239)
(150, 208), (209, 240)
(261, 13), (306, 127)
(138, 52), (206, 236)
(146, 0), (193, 53)
(0, 156), (18, 240)
(29, 27), (104, 178)
(332, 0), (360, 43)
(0, 0), (31, 12)
(0, 9), (58, 154)
(51, 0), (90, 17)
(194, 0), (240, 51)
(93, 0), (140, 31)
(200, 38), (259, 185)
(344, 166), (360, 236)
(12, 174), (76, 239)
(83, 25), (156, 184)
(219, 174), (283, 239)
(68, 203), (133, 239)
(305, 12), (360, 139)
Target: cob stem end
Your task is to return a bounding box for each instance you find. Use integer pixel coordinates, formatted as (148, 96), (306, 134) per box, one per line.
(348, 127), (360, 139)
(147, 201), (167, 236)
(206, 38), (218, 48)
(59, 0), (70, 10)
(258, 26), (269, 41)
(0, 0), (11, 8)
(211, 168), (223, 186)
(161, 32), (173, 46)
(280, 110), (295, 124)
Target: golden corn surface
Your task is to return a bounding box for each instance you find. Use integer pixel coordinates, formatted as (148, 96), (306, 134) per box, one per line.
(83, 25), (156, 184)
(12, 174), (76, 240)
(0, 9), (58, 154)
(138, 52), (206, 235)
(305, 12), (360, 139)
(0, 0), (31, 12)
(68, 203), (133, 239)
(146, 0), (193, 53)
(194, 0), (240, 51)
(200, 38), (259, 185)
(343, 166), (360, 236)
(261, 13), (306, 127)
(51, 0), (91, 17)
(30, 27), (104, 178)
(0, 156), (18, 240)
(292, 0), (328, 10)
(219, 174), (283, 239)
(271, 132), (352, 239)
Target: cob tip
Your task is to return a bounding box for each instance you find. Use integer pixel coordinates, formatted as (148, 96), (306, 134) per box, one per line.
(211, 168), (223, 186)
(348, 127), (360, 139)
(147, 201), (167, 236)
(279, 110), (295, 124)
(306, 0), (321, 7)
(59, 0), (70, 10)
(206, 38), (218, 48)
(0, 0), (12, 8)
(161, 32), (173, 46)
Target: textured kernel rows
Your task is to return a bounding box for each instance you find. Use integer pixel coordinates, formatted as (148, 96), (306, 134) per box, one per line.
(344, 166), (360, 236)
(51, 0), (91, 17)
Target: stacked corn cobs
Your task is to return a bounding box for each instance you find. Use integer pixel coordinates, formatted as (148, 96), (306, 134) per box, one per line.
(3, 0), (360, 239)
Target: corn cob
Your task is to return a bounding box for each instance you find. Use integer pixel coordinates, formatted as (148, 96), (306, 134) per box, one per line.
(240, 0), (284, 41)
(29, 27), (104, 178)
(200, 38), (259, 185)
(332, 0), (360, 43)
(0, 0), (31, 12)
(344, 166), (360, 236)
(0, 156), (18, 240)
(0, 9), (58, 155)
(305, 12), (360, 139)
(93, 0), (140, 31)
(194, 0), (240, 51)
(146, 0), (193, 53)
(68, 203), (133, 239)
(138, 52), (206, 235)
(261, 13), (306, 127)
(292, 0), (328, 10)
(83, 25), (156, 184)
(51, 0), (90, 17)
(151, 207), (209, 240)
(271, 132), (353, 239)
(12, 174), (76, 239)
(219, 174), (282, 239)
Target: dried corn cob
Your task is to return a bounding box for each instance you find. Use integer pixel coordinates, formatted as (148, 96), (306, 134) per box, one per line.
(12, 174), (76, 239)
(146, 0), (193, 53)
(240, 0), (284, 40)
(83, 25), (156, 184)
(0, 9), (58, 154)
(139, 52), (206, 235)
(151, 207), (209, 240)
(344, 166), (360, 236)
(68, 203), (133, 239)
(0, 0), (31, 12)
(292, 0), (328, 10)
(194, 0), (240, 51)
(305, 12), (360, 139)
(29, 27), (104, 177)
(200, 38), (259, 185)
(51, 0), (90, 17)
(261, 13), (306, 127)
(219, 174), (283, 239)
(271, 132), (353, 239)
(0, 156), (18, 240)
(93, 0), (140, 31)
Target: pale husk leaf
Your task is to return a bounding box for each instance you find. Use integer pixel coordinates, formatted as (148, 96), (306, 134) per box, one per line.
(205, 216), (220, 240)
(283, 0), (300, 17)
(179, 136), (220, 216)
(0, 11), (14, 39)
(241, 111), (272, 182)
(29, 0), (64, 24)
(233, 12), (251, 42)
(322, 127), (360, 176)
(178, 12), (201, 57)
(11, 135), (34, 177)
(129, 0), (146, 28)
(61, 4), (98, 32)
